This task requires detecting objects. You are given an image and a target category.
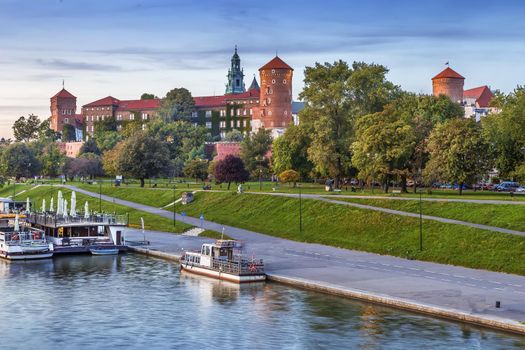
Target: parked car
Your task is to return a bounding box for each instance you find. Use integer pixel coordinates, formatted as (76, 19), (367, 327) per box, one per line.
(494, 181), (519, 192)
(515, 186), (525, 193)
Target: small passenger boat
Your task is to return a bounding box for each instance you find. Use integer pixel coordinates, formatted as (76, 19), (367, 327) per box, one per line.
(0, 228), (53, 260)
(180, 239), (265, 283)
(89, 248), (119, 255)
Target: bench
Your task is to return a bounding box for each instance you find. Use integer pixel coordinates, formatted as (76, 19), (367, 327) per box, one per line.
(391, 190), (401, 196)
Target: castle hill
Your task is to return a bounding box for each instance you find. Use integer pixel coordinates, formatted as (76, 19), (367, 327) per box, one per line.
(1, 1), (525, 349)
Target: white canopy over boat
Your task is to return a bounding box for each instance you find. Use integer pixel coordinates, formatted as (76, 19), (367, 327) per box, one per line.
(63, 200), (68, 218)
(50, 197), (54, 212)
(42, 198), (46, 213)
(84, 201), (89, 219)
(26, 197), (30, 213)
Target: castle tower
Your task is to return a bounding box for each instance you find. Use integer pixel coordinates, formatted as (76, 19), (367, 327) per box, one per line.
(225, 46), (245, 94)
(50, 87), (77, 132)
(255, 56), (293, 136)
(432, 67), (465, 103)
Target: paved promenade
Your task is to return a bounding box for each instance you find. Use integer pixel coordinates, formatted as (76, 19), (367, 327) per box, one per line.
(65, 185), (525, 333)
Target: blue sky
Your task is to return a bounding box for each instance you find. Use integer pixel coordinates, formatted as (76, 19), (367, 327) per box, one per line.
(0, 0), (524, 137)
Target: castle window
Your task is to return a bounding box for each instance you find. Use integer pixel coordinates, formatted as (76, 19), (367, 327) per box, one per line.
(269, 110), (272, 116)
(206, 122), (212, 129)
(205, 110), (212, 118)
(284, 110), (288, 115)
(236, 79), (240, 87)
(268, 98), (271, 104)
(230, 109), (234, 117)
(283, 79), (287, 84)
(64, 118), (69, 124)
(130, 114), (135, 120)
(249, 109), (253, 115)
(272, 79), (276, 84)
(220, 110), (226, 117)
(243, 109), (247, 116)
(271, 69), (275, 73)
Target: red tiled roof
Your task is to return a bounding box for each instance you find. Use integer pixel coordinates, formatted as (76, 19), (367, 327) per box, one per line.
(116, 99), (161, 111)
(194, 95), (227, 108)
(83, 96), (120, 107)
(194, 88), (260, 108)
(464, 85), (494, 108)
(432, 67), (465, 80)
(52, 88), (76, 99)
(259, 56), (293, 71)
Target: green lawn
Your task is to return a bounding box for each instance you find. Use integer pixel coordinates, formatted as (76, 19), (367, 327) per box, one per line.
(14, 185), (192, 233)
(333, 197), (525, 232)
(176, 192), (525, 275)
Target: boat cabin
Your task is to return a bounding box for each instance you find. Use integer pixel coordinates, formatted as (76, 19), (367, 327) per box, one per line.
(27, 212), (128, 254)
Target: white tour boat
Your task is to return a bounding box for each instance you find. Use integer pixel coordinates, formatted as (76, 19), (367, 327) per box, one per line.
(0, 227), (54, 260)
(180, 240), (265, 283)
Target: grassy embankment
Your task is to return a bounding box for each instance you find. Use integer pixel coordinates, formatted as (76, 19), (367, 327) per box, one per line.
(12, 185), (192, 233)
(177, 192), (525, 275)
(33, 185), (525, 274)
(332, 197), (525, 232)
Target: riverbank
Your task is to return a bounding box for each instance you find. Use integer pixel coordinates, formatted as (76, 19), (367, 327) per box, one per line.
(123, 228), (525, 336)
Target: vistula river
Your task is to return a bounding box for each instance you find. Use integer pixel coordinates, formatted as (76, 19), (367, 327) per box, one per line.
(0, 254), (524, 350)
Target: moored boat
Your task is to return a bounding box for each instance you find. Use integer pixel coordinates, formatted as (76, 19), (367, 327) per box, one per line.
(89, 247), (119, 255)
(180, 239), (265, 283)
(0, 227), (53, 260)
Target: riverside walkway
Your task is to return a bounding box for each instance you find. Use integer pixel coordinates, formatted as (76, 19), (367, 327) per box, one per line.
(63, 184), (525, 334)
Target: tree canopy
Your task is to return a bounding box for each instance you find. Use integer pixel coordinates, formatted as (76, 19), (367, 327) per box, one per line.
(213, 155), (249, 189)
(299, 60), (400, 187)
(158, 88), (195, 122)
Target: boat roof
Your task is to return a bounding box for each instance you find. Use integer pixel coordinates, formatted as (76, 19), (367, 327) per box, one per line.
(205, 240), (240, 248)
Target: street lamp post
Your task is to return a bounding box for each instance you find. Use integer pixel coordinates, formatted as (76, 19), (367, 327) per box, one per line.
(419, 190), (423, 251)
(173, 186), (176, 229)
(259, 169), (262, 191)
(299, 183), (303, 233)
(99, 181), (102, 213)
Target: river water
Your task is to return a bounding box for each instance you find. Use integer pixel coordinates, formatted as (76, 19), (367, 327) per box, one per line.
(0, 254), (524, 350)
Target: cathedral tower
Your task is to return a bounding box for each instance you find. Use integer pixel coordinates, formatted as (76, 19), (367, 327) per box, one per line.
(225, 46), (246, 94)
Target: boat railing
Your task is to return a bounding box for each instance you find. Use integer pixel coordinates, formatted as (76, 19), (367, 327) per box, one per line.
(211, 258), (264, 275)
(28, 213), (128, 227)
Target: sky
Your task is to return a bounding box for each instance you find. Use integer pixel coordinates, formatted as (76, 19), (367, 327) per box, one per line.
(0, 0), (524, 138)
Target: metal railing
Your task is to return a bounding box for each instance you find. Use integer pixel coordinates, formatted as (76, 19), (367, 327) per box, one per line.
(28, 213), (128, 227)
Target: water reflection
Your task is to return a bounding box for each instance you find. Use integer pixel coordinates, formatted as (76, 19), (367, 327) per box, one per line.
(0, 254), (524, 350)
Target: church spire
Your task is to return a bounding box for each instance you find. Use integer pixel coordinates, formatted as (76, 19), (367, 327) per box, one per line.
(225, 46), (245, 94)
(248, 75), (259, 91)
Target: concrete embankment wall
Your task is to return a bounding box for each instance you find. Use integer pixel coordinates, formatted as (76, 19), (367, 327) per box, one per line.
(128, 247), (525, 336)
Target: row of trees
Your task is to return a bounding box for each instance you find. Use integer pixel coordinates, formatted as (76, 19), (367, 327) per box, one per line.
(2, 60), (524, 193)
(272, 60), (525, 194)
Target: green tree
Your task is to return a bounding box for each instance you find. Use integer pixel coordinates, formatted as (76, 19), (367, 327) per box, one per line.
(94, 116), (117, 137)
(299, 60), (400, 187)
(79, 138), (101, 155)
(0, 143), (40, 179)
(116, 132), (172, 187)
(39, 143), (66, 177)
(95, 131), (122, 153)
(481, 87), (525, 179)
(223, 129), (244, 142)
(240, 128), (272, 177)
(424, 119), (491, 195)
(352, 106), (415, 193)
(147, 119), (208, 175)
(158, 88), (195, 122)
(140, 93), (156, 100)
(271, 125), (313, 178)
(12, 114), (42, 142)
(184, 159), (208, 182)
(62, 124), (77, 141)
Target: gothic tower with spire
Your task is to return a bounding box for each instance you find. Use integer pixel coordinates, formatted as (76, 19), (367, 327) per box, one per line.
(225, 46), (246, 94)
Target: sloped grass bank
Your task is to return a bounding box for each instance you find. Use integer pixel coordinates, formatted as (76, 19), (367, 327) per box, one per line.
(179, 192), (525, 275)
(334, 197), (525, 232)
